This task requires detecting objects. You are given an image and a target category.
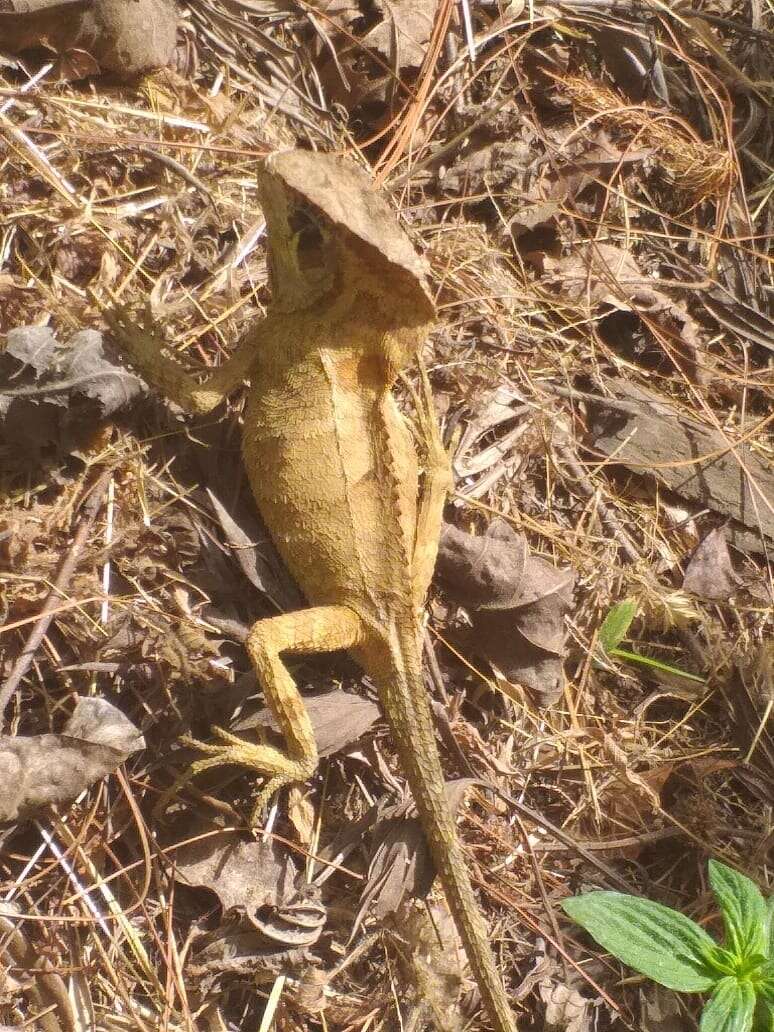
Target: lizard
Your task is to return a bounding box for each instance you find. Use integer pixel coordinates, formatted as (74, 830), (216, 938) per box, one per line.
(106, 149), (517, 1032)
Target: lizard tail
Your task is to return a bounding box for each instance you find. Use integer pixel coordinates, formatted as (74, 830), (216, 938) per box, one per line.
(376, 626), (518, 1032)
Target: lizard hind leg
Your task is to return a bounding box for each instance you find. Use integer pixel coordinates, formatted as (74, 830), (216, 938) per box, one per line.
(155, 605), (366, 826)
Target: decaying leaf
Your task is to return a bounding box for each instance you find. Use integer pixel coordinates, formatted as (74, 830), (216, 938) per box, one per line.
(0, 0), (179, 80)
(3, 326), (143, 414)
(400, 904), (466, 1032)
(639, 984), (686, 1031)
(593, 25), (669, 103)
(0, 697), (144, 821)
(437, 520), (575, 706)
(173, 823), (297, 916)
(682, 526), (741, 601)
(0, 326), (143, 465)
(174, 821), (327, 947)
(587, 378), (774, 554)
(362, 0), (438, 70)
(206, 487), (304, 613)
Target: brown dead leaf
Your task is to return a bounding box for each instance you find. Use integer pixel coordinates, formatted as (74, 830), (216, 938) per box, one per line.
(437, 520), (575, 706)
(594, 25), (669, 103)
(355, 779), (486, 926)
(0, 0), (178, 79)
(640, 985), (688, 1031)
(362, 0), (438, 70)
(173, 823), (295, 915)
(0, 697), (144, 821)
(3, 326), (143, 415)
(683, 526), (741, 601)
(206, 488), (303, 613)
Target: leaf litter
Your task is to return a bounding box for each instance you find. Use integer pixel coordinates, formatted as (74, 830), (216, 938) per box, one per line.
(0, 1), (772, 1030)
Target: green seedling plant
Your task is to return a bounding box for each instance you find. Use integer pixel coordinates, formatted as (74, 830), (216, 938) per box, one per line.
(597, 598), (705, 686)
(563, 860), (774, 1031)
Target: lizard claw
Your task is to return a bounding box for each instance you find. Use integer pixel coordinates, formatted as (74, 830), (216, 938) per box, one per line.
(153, 728), (316, 827)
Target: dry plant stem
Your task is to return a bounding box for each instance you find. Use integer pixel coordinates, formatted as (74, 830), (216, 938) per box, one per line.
(0, 906), (76, 1032)
(0, 469), (111, 727)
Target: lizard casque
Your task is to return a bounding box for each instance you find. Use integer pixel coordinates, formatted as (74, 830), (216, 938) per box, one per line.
(107, 150), (517, 1032)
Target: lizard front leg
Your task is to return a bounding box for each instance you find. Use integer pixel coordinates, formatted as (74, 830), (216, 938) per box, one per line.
(156, 605), (365, 825)
(105, 306), (267, 415)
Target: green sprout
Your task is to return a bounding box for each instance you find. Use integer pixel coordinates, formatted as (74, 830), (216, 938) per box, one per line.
(563, 860), (774, 1031)
(597, 598), (705, 685)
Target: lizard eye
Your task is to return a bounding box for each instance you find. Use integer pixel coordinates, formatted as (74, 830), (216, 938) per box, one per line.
(296, 223), (326, 272)
(289, 208), (328, 278)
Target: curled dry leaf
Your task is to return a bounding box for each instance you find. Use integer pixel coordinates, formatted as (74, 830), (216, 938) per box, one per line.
(172, 822), (297, 916)
(682, 526), (741, 601)
(0, 0), (179, 80)
(0, 697), (144, 821)
(362, 0), (438, 70)
(206, 487), (304, 613)
(437, 520), (575, 706)
(540, 979), (592, 1032)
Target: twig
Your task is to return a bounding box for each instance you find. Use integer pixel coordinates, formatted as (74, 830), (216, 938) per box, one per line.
(0, 470), (111, 727)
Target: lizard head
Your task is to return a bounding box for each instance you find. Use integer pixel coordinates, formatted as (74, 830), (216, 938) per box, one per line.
(258, 150), (435, 327)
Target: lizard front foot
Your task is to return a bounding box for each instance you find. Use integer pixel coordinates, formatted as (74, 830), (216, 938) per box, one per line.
(153, 727), (317, 827)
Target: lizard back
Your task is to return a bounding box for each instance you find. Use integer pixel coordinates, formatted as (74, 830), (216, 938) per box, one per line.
(242, 311), (420, 627)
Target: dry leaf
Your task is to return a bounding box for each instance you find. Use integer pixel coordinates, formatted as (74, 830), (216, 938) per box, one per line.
(0, 0), (178, 79)
(361, 0), (438, 70)
(233, 688), (380, 760)
(683, 526), (741, 601)
(356, 779), (486, 925)
(437, 520), (575, 706)
(0, 697), (144, 821)
(206, 487), (303, 612)
(543, 243), (704, 380)
(3, 326), (143, 415)
(640, 985), (689, 1031)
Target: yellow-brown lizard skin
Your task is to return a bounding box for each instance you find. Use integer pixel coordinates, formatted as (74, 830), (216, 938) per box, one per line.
(107, 150), (517, 1032)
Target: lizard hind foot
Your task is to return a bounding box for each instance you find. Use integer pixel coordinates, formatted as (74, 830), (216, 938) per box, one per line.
(153, 728), (316, 827)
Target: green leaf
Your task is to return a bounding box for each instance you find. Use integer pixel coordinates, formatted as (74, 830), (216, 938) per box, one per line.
(700, 976), (755, 1032)
(607, 647), (707, 684)
(766, 897), (774, 959)
(710, 861), (768, 960)
(562, 891), (719, 991)
(752, 994), (774, 1032)
(599, 599), (638, 651)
